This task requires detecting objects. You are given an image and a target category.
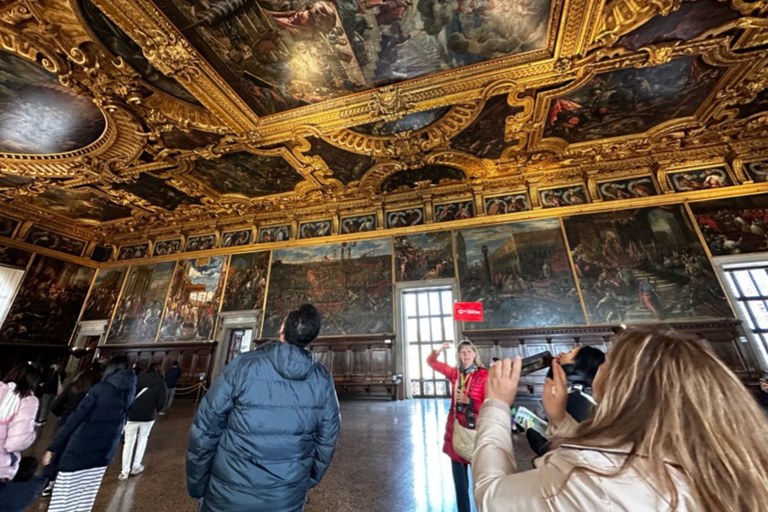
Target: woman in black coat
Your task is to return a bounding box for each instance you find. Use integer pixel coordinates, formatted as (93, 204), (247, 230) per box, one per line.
(42, 356), (136, 512)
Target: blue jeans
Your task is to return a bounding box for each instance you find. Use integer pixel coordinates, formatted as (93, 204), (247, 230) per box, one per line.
(451, 460), (471, 512)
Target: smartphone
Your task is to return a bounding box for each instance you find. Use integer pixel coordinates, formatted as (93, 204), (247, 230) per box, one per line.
(520, 351), (553, 376)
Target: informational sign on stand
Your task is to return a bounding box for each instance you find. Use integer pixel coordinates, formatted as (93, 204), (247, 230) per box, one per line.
(453, 302), (483, 322)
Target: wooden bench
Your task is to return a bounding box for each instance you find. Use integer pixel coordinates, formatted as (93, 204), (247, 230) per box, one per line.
(334, 374), (402, 401)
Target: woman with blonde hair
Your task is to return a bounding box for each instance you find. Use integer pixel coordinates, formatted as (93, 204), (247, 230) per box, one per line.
(473, 327), (768, 512)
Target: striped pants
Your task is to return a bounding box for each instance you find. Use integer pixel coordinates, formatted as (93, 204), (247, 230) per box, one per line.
(47, 467), (107, 512)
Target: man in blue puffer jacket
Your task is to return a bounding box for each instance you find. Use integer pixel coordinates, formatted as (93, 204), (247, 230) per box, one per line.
(186, 304), (340, 512)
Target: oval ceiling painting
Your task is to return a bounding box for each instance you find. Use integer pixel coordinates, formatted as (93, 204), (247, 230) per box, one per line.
(0, 50), (106, 155)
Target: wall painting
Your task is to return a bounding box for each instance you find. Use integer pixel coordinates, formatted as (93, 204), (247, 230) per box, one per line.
(0, 216), (18, 237)
(221, 230), (252, 248)
(263, 239), (393, 337)
(434, 201), (474, 222)
(598, 177), (657, 201)
(222, 251), (271, 312)
(746, 160), (768, 183)
(540, 185), (588, 208)
(340, 214), (377, 234)
(689, 193), (768, 256)
(153, 239), (182, 256)
(485, 193), (529, 215)
(395, 232), (455, 282)
(667, 166), (733, 192)
(81, 268), (127, 321)
(387, 208), (424, 228)
(258, 225), (291, 243)
(299, 220), (332, 239)
(25, 227), (86, 256)
(117, 243), (149, 260)
(185, 234), (217, 252)
(0, 245), (31, 268)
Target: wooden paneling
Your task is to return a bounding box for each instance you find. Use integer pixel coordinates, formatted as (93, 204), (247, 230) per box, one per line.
(97, 343), (217, 386)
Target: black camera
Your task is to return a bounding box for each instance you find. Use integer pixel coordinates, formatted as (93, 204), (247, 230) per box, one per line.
(458, 405), (477, 429)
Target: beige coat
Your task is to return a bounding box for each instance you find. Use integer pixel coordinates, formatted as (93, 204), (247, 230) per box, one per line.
(472, 400), (697, 512)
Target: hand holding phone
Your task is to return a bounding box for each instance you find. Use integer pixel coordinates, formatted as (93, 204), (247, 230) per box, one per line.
(520, 351), (553, 376)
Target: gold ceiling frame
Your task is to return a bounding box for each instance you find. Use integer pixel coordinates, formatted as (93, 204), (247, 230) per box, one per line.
(89, 0), (257, 133)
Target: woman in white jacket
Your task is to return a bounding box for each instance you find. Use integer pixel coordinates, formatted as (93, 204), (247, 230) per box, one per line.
(473, 327), (768, 512)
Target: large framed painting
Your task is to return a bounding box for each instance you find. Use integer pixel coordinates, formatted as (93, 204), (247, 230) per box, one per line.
(25, 227), (86, 256)
(221, 251), (271, 312)
(667, 165), (734, 192)
(485, 193), (530, 215)
(0, 245), (31, 268)
(263, 239), (393, 337)
(434, 201), (474, 223)
(562, 205), (732, 324)
(597, 177), (657, 201)
(258, 225), (291, 243)
(153, 238), (182, 256)
(689, 193), (768, 256)
(386, 208), (424, 228)
(299, 220), (332, 239)
(107, 261), (176, 343)
(395, 233), (455, 282)
(117, 243), (149, 260)
(455, 219), (585, 329)
(221, 229), (252, 248)
(158, 256), (227, 342)
(185, 234), (217, 252)
(540, 185), (589, 208)
(81, 268), (128, 321)
(340, 214), (376, 234)
(0, 256), (95, 344)
(0, 216), (19, 237)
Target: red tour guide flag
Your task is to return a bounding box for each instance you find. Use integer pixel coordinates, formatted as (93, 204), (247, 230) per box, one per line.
(454, 302), (483, 322)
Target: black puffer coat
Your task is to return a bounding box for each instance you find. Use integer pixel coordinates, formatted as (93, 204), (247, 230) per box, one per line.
(186, 341), (340, 512)
(128, 370), (167, 422)
(48, 369), (136, 472)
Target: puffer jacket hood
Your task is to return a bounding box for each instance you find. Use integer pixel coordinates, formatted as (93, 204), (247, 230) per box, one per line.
(263, 340), (314, 381)
(104, 368), (138, 398)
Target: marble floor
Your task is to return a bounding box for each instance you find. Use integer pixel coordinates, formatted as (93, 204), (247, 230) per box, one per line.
(25, 399), (535, 512)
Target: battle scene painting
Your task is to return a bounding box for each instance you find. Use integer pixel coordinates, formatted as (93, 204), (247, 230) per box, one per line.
(300, 220), (332, 239)
(485, 193), (529, 215)
(26, 227), (86, 256)
(263, 239), (393, 336)
(259, 225), (291, 243)
(0, 50), (105, 154)
(341, 214), (377, 233)
(81, 268), (127, 321)
(434, 201), (474, 222)
(540, 185), (588, 208)
(598, 177), (657, 201)
(107, 262), (176, 343)
(115, 174), (201, 211)
(0, 256), (94, 344)
(450, 95), (523, 159)
(544, 56), (723, 143)
(746, 160), (768, 183)
(186, 235), (217, 252)
(381, 165), (465, 193)
(0, 216), (18, 237)
(221, 230), (252, 248)
(159, 0), (552, 116)
(80, 0), (201, 104)
(159, 256), (227, 342)
(222, 251), (271, 312)
(563, 205), (732, 324)
(351, 107), (449, 136)
(455, 219), (584, 329)
(668, 166), (733, 192)
(387, 207), (424, 228)
(29, 187), (133, 223)
(689, 193), (768, 256)
(395, 232), (454, 281)
(191, 152), (303, 198)
(153, 239), (182, 256)
(117, 243), (149, 260)
(304, 137), (374, 185)
(615, 0), (739, 51)
(0, 245), (30, 268)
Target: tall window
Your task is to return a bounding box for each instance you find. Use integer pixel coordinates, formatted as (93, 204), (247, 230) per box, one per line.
(402, 286), (456, 398)
(0, 266), (25, 325)
(721, 264), (768, 368)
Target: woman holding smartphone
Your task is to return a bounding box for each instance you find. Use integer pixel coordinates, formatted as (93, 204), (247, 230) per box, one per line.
(472, 327), (768, 512)
(428, 340), (488, 512)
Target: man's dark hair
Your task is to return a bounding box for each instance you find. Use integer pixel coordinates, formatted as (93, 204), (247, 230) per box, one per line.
(104, 355), (130, 378)
(148, 363), (160, 372)
(172, 361), (179, 368)
(283, 304), (321, 348)
(3, 361), (44, 398)
(572, 346), (606, 383)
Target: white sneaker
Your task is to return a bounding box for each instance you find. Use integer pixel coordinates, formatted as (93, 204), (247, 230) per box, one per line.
(118, 472), (129, 481)
(130, 464), (145, 476)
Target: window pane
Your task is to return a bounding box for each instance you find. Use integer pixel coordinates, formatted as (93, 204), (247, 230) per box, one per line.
(736, 301), (756, 330)
(435, 381), (448, 396)
(406, 318), (419, 342)
(734, 271), (758, 297)
(411, 381), (421, 396)
(424, 381), (435, 396)
(431, 317), (444, 343)
(747, 300), (768, 329)
(750, 269), (768, 296)
(418, 293), (430, 316)
(409, 345), (422, 381)
(420, 317), (432, 341)
(442, 291), (453, 317)
(429, 292), (442, 315)
(404, 293), (417, 315)
(444, 317), (454, 343)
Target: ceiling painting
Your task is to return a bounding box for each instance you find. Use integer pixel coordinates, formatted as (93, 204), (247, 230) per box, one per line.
(27, 187), (133, 223)
(450, 95), (522, 159)
(160, 127), (224, 150)
(302, 137), (375, 185)
(351, 107), (450, 136)
(113, 174), (201, 211)
(381, 165), (465, 193)
(0, 50), (105, 155)
(189, 151), (305, 197)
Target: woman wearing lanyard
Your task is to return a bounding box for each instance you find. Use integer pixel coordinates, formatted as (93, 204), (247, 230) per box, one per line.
(428, 340), (488, 512)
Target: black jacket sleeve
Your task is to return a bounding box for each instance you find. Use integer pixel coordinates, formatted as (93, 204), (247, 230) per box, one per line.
(48, 386), (99, 453)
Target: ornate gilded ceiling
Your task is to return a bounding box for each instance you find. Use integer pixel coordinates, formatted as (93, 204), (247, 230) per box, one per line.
(1, 0), (768, 257)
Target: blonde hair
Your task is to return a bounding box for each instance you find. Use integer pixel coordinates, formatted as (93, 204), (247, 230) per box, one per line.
(554, 327), (768, 511)
(457, 340), (485, 369)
